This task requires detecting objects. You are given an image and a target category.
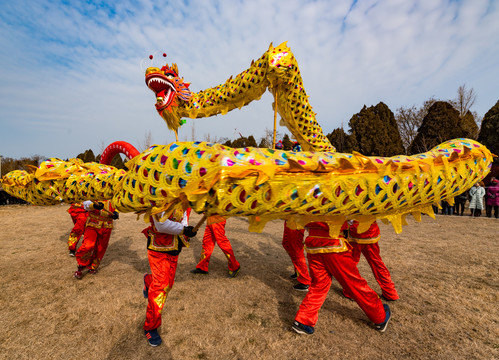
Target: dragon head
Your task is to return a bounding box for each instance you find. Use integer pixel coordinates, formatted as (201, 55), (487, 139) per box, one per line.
(145, 63), (192, 131)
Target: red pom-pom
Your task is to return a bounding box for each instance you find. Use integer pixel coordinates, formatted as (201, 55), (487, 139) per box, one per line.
(163, 53), (167, 57)
(149, 55), (153, 60)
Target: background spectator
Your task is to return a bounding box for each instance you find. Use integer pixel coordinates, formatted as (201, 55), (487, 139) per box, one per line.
(453, 193), (467, 216)
(469, 182), (485, 217)
(485, 178), (499, 218)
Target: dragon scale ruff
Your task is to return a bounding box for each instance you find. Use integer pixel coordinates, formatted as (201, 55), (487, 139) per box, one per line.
(1, 138), (492, 235)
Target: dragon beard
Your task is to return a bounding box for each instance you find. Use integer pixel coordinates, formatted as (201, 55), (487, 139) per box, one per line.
(158, 78), (192, 132)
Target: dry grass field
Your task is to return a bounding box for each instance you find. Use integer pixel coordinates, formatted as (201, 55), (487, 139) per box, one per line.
(0, 204), (498, 360)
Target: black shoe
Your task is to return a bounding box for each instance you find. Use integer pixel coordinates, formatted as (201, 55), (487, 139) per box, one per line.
(342, 291), (354, 301)
(144, 329), (162, 347)
(88, 268), (98, 275)
(293, 283), (309, 291)
(190, 268), (209, 275)
(375, 304), (391, 332)
(290, 273), (298, 280)
(228, 267), (240, 278)
(292, 320), (314, 335)
(381, 294), (398, 302)
(69, 250), (76, 257)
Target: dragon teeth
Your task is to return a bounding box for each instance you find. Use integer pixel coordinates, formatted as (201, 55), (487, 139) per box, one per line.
(147, 77), (176, 95)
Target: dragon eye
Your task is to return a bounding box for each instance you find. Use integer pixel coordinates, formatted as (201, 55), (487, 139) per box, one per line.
(165, 72), (176, 79)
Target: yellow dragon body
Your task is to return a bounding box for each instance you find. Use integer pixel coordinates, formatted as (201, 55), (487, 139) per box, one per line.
(0, 43), (493, 235)
(1, 138), (492, 235)
(145, 42), (334, 152)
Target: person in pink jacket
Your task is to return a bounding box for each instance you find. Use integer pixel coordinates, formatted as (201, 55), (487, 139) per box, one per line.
(485, 177), (499, 219)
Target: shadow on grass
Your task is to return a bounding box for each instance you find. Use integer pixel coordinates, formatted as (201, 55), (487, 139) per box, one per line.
(102, 235), (149, 274)
(105, 322), (173, 360)
(229, 217), (376, 330)
(59, 231), (71, 244)
(59, 231), (149, 274)
(187, 217), (301, 327)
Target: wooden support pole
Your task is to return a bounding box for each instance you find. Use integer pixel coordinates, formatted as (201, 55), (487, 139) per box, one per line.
(272, 90), (277, 149)
(193, 214), (208, 232)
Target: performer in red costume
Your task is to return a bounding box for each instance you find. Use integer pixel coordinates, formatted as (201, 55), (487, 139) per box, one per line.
(67, 203), (89, 257)
(190, 215), (240, 277)
(344, 220), (399, 301)
(282, 142), (310, 290)
(73, 200), (118, 279)
(282, 221), (311, 291)
(141, 208), (197, 347)
(292, 221), (391, 335)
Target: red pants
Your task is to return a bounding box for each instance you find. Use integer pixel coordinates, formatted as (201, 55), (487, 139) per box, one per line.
(282, 223), (311, 285)
(76, 226), (112, 270)
(295, 251), (386, 327)
(196, 221), (240, 272)
(349, 242), (399, 300)
(68, 212), (88, 251)
(144, 251), (179, 331)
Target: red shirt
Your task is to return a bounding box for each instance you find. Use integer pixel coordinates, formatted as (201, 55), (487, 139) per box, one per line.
(304, 221), (350, 254)
(348, 221), (380, 244)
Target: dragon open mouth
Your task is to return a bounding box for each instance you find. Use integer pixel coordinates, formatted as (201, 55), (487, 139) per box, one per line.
(146, 75), (177, 111)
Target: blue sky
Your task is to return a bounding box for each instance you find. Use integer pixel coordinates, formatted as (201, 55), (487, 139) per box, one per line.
(0, 0), (498, 159)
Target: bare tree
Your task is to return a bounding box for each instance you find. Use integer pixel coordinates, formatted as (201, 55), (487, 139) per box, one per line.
(473, 111), (483, 130)
(451, 84), (477, 116)
(31, 154), (44, 166)
(0, 155), (47, 176)
(395, 98), (437, 153)
(98, 140), (108, 154)
(138, 130), (153, 152)
(395, 105), (420, 153)
(203, 133), (224, 143)
(259, 128), (281, 149)
(410, 133), (446, 154)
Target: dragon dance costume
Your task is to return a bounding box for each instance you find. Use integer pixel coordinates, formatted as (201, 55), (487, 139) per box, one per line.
(67, 203), (88, 254)
(74, 200), (117, 277)
(0, 42), (493, 338)
(142, 208), (191, 332)
(346, 221), (399, 301)
(193, 215), (240, 275)
(294, 222), (387, 329)
(282, 221), (311, 287)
